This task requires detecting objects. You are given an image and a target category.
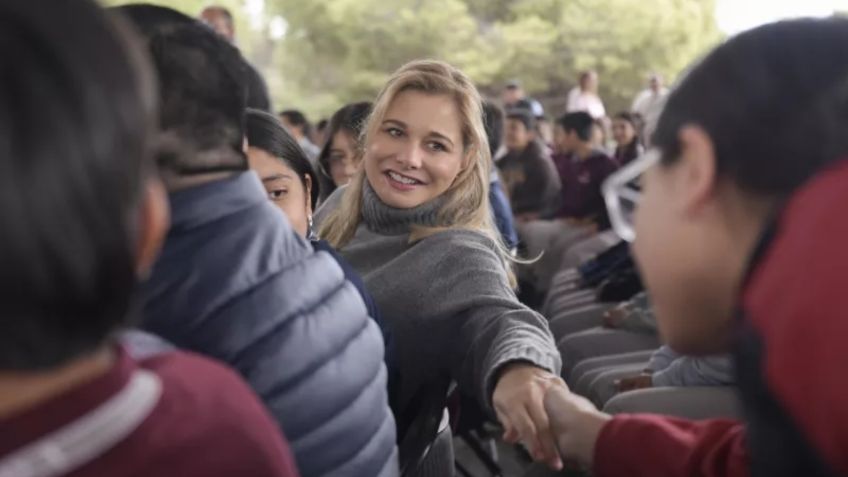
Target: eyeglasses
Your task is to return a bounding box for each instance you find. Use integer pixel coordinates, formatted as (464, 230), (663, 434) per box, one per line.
(602, 149), (660, 242)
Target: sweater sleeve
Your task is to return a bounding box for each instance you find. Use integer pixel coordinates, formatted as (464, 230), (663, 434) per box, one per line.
(652, 355), (735, 387)
(594, 414), (749, 477)
(646, 345), (679, 372)
(431, 232), (562, 412)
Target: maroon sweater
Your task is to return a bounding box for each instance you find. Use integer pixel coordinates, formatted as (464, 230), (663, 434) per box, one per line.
(0, 348), (300, 477)
(593, 160), (848, 477)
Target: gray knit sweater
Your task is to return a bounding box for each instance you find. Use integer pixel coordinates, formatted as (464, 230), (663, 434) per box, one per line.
(316, 184), (561, 414)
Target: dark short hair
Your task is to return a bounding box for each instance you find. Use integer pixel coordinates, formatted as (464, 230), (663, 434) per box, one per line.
(482, 100), (505, 158)
(506, 108), (536, 132)
(613, 111), (637, 127)
(245, 109), (319, 209)
(116, 4), (249, 176)
(557, 112), (594, 142)
(317, 102), (372, 201)
(653, 18), (848, 197)
(1, 0), (156, 370)
(279, 109), (309, 129)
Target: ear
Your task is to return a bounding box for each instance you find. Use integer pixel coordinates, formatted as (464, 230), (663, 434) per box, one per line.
(135, 177), (170, 279)
(242, 136), (249, 154)
(675, 125), (718, 217)
(304, 174), (314, 217)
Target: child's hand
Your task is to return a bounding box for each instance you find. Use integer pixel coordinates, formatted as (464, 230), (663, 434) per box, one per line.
(543, 384), (611, 467)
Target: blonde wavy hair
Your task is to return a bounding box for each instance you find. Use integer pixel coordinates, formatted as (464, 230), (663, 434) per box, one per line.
(319, 59), (515, 284)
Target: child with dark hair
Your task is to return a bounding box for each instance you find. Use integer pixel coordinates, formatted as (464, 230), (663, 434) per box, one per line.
(612, 111), (644, 166)
(496, 108), (561, 221)
(517, 112), (620, 295)
(245, 108), (390, 342)
(118, 6), (398, 477)
(546, 18), (848, 477)
(0, 1), (298, 475)
(553, 112), (619, 227)
(316, 102), (373, 202)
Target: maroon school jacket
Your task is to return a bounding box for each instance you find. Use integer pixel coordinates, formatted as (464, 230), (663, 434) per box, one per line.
(592, 160), (848, 477)
(0, 347), (301, 477)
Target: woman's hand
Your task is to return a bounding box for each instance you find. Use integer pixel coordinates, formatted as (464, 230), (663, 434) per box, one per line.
(543, 384), (611, 467)
(492, 363), (565, 470)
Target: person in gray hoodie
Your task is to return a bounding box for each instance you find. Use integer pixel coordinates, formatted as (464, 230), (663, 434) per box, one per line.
(115, 5), (397, 476)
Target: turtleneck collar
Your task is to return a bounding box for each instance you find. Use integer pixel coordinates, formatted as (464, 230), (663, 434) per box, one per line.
(360, 179), (446, 235)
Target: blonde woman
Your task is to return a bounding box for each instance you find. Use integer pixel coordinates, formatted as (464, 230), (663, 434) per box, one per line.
(317, 60), (564, 469)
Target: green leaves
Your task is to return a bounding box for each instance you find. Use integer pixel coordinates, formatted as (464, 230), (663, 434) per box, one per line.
(102, 0), (722, 122)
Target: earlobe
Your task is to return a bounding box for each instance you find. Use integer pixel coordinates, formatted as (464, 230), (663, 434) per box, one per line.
(136, 177), (170, 279)
(676, 125), (717, 216)
(305, 175), (314, 216)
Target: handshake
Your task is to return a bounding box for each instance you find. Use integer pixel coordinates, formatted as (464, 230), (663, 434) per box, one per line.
(542, 382), (612, 470)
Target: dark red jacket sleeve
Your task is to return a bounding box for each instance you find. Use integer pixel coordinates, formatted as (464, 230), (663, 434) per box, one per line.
(593, 414), (749, 477)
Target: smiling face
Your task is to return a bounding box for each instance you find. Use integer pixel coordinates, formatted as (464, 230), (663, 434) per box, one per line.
(364, 90), (466, 209)
(612, 118), (636, 147)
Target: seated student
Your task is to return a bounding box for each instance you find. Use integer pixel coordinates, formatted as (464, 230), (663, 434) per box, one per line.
(481, 100), (520, 251)
(114, 6), (397, 477)
(519, 112), (620, 295)
(612, 111), (644, 166)
(0, 1), (299, 476)
(317, 60), (564, 471)
(569, 345), (739, 419)
(554, 112), (620, 228)
(496, 108), (562, 222)
(244, 108), (389, 343)
(545, 18), (848, 477)
(316, 102), (373, 203)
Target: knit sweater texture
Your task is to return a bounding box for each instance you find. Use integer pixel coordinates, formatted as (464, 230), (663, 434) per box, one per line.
(316, 183), (561, 414)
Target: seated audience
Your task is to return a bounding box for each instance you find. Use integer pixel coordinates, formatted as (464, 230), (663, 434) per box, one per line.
(115, 6), (398, 476)
(317, 60), (563, 471)
(0, 1), (299, 475)
(316, 102), (373, 203)
(545, 18), (848, 477)
(244, 108), (390, 345)
(518, 112), (619, 295)
(497, 108), (562, 221)
(553, 112), (619, 229)
(612, 112), (644, 166)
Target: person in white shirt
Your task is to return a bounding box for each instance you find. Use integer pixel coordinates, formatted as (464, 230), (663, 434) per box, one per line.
(566, 70), (606, 119)
(631, 74), (669, 119)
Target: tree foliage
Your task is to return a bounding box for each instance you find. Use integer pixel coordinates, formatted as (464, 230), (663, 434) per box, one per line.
(102, 0), (721, 121)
